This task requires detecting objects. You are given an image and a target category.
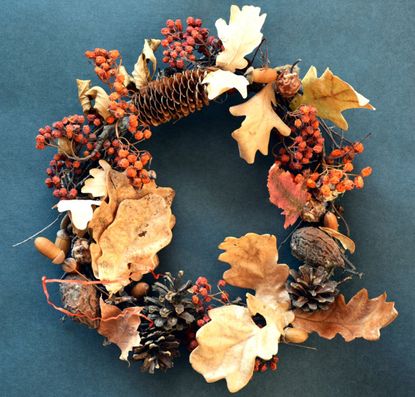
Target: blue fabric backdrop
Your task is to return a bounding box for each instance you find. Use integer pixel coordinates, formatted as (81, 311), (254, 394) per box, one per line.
(0, 1), (414, 396)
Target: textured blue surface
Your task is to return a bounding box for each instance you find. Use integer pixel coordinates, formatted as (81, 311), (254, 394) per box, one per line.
(0, 1), (414, 396)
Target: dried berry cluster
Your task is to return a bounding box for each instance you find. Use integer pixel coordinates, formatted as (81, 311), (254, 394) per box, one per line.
(160, 17), (222, 70)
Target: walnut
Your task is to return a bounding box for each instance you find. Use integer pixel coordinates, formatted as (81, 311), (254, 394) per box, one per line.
(290, 227), (344, 269)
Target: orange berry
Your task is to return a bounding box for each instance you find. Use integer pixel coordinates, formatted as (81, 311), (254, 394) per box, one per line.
(310, 172), (320, 181)
(134, 161), (143, 170)
(354, 142), (364, 153)
(330, 149), (344, 158)
(343, 162), (354, 172)
(143, 129), (152, 139)
(361, 166), (373, 177)
(127, 154), (137, 163)
(132, 177), (142, 187)
(306, 179), (316, 188)
(109, 92), (120, 100)
(344, 179), (354, 190)
(126, 167), (137, 178)
(118, 158), (129, 169)
(118, 149), (129, 158)
(134, 131), (144, 141)
(294, 119), (302, 128)
(106, 116), (115, 124)
(294, 174), (304, 184)
(108, 49), (120, 59)
(354, 175), (364, 189)
(320, 185), (331, 196)
(336, 182), (346, 193)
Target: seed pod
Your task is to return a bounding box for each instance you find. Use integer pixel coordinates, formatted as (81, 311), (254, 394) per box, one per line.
(34, 237), (65, 264)
(131, 282), (150, 299)
(323, 211), (339, 231)
(71, 238), (91, 265)
(54, 229), (71, 255)
(284, 327), (309, 343)
(301, 199), (326, 222)
(62, 258), (79, 273)
(291, 227), (344, 269)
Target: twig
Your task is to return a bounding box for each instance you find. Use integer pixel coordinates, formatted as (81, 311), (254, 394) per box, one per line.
(278, 220), (303, 250)
(12, 215), (62, 247)
(283, 341), (318, 351)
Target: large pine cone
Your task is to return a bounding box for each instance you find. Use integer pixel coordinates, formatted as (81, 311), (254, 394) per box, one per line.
(132, 69), (209, 126)
(288, 265), (339, 312)
(132, 328), (180, 373)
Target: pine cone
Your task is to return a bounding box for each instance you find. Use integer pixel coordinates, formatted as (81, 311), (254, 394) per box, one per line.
(132, 328), (180, 373)
(287, 265), (339, 312)
(276, 69), (301, 98)
(71, 238), (91, 265)
(59, 274), (99, 328)
(144, 271), (196, 332)
(133, 69), (209, 127)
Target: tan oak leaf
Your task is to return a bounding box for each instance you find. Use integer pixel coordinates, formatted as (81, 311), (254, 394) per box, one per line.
(132, 39), (161, 88)
(202, 70), (249, 100)
(190, 294), (293, 393)
(292, 289), (398, 342)
(218, 233), (291, 309)
(76, 83), (111, 120)
(291, 66), (375, 130)
(215, 5), (266, 72)
(97, 298), (142, 361)
(81, 160), (112, 198)
(230, 83), (291, 164)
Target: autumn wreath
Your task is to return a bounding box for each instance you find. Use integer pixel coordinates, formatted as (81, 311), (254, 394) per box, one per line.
(30, 5), (398, 393)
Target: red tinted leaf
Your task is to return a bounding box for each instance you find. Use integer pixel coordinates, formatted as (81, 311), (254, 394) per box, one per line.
(267, 164), (308, 228)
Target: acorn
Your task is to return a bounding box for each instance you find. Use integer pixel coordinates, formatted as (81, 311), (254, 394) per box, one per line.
(54, 229), (71, 255)
(284, 327), (309, 343)
(250, 67), (278, 83)
(131, 282), (150, 299)
(34, 237), (65, 264)
(323, 211), (339, 231)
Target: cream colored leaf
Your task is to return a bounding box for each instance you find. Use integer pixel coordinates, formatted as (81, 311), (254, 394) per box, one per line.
(202, 70), (249, 100)
(190, 294), (293, 393)
(97, 298), (142, 361)
(229, 83), (291, 164)
(132, 39), (161, 88)
(85, 86), (111, 120)
(215, 5), (266, 72)
(77, 79), (92, 112)
(81, 160), (112, 198)
(57, 199), (101, 231)
(118, 65), (133, 87)
(291, 66), (375, 130)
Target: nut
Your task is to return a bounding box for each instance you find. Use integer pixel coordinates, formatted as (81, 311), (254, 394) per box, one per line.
(34, 237), (65, 264)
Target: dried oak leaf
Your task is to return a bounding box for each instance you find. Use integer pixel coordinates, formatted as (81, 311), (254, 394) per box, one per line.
(190, 294), (293, 393)
(291, 66), (375, 130)
(202, 70), (249, 100)
(215, 5), (266, 72)
(132, 39), (161, 88)
(81, 160), (111, 198)
(97, 298), (142, 361)
(292, 289), (398, 342)
(319, 226), (356, 254)
(94, 194), (173, 294)
(267, 164), (308, 228)
(230, 83), (291, 164)
(57, 199), (101, 231)
(218, 233), (291, 309)
(76, 80), (111, 120)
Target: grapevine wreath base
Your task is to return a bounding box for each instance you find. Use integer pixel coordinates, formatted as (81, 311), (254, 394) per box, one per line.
(31, 5), (398, 393)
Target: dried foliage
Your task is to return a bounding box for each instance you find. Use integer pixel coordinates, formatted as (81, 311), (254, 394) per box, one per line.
(292, 289), (398, 341)
(202, 70), (249, 100)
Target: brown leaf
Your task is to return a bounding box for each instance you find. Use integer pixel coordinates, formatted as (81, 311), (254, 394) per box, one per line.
(94, 194), (173, 294)
(85, 86), (111, 120)
(132, 39), (161, 88)
(218, 233), (290, 309)
(97, 298), (142, 361)
(292, 289), (398, 342)
(267, 164), (308, 228)
(229, 83), (291, 164)
(190, 294), (293, 393)
(291, 66), (375, 130)
(319, 226), (356, 254)
(77, 79), (92, 112)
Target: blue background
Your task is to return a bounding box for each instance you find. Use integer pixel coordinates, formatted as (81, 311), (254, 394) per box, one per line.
(1, 0), (414, 396)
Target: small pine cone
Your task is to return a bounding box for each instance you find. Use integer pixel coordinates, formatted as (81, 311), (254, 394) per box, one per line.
(71, 238), (91, 265)
(288, 265), (339, 311)
(276, 69), (301, 98)
(291, 227), (345, 269)
(133, 69), (209, 127)
(133, 328), (180, 373)
(59, 274), (99, 328)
